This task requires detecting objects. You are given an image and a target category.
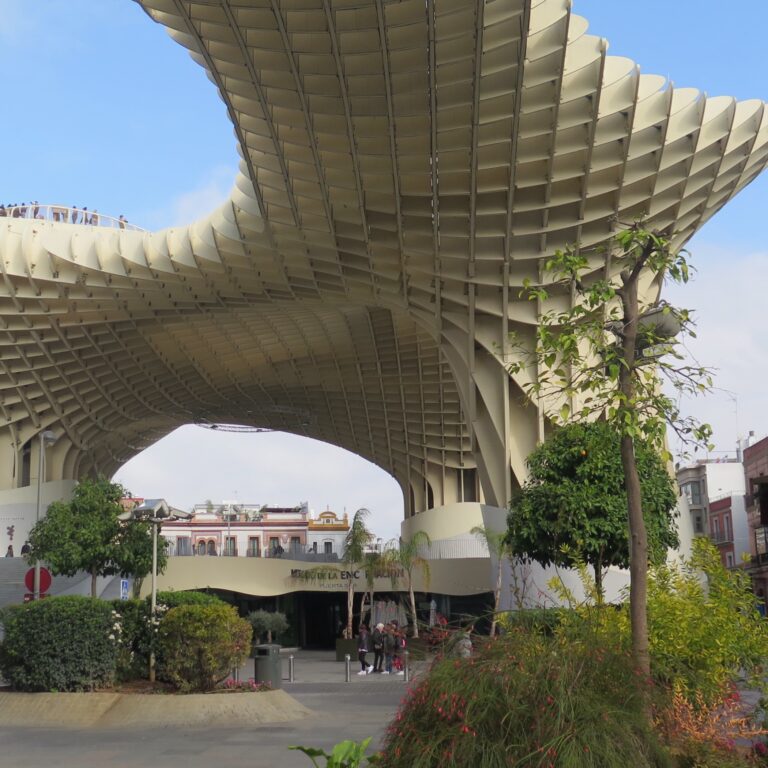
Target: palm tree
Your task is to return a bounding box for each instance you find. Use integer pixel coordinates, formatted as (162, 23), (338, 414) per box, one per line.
(341, 508), (374, 638)
(360, 549), (385, 626)
(471, 525), (510, 637)
(383, 531), (431, 638)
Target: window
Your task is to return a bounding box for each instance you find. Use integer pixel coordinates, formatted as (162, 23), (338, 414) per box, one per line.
(725, 515), (732, 541)
(683, 481), (702, 506)
(726, 552), (735, 568)
(248, 537), (260, 557)
(225, 537), (236, 556)
(290, 536), (301, 554)
(324, 541), (333, 555)
(712, 518), (720, 538)
(694, 514), (703, 534)
(176, 537), (191, 556)
(197, 540), (206, 556)
(207, 540), (217, 556)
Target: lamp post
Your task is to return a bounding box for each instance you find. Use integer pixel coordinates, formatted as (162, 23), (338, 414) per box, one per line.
(119, 499), (190, 682)
(33, 430), (58, 600)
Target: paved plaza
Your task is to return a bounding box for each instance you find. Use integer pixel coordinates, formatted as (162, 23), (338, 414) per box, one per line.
(0, 650), (424, 768)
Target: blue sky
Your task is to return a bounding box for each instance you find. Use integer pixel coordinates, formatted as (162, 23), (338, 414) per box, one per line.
(2, 1), (766, 537)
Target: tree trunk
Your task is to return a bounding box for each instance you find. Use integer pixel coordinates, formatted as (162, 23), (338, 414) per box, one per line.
(594, 556), (603, 605)
(491, 556), (503, 637)
(619, 271), (652, 692)
(91, 569), (98, 599)
(369, 585), (376, 627)
(408, 576), (419, 638)
(347, 580), (354, 638)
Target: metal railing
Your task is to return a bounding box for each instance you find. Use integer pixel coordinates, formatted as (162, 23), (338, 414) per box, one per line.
(1, 204), (144, 232)
(416, 538), (490, 559)
(709, 530), (734, 545)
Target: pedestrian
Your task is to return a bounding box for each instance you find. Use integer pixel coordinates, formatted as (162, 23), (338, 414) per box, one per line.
(20, 541), (31, 556)
(5, 545), (13, 557)
(118, 215), (126, 230)
(357, 624), (373, 675)
(382, 623), (396, 675)
(372, 622), (385, 673)
(392, 622), (406, 674)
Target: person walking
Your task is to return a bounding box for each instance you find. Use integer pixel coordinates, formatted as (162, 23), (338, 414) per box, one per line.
(372, 622), (385, 673)
(357, 624), (373, 675)
(5, 545), (13, 557)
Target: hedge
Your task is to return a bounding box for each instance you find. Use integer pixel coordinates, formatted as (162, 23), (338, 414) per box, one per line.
(0, 596), (118, 691)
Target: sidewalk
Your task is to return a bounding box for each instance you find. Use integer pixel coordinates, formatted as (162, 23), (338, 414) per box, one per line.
(0, 649), (429, 768)
(238, 648), (428, 687)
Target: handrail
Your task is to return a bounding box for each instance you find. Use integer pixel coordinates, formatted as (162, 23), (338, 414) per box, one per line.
(1, 204), (145, 232)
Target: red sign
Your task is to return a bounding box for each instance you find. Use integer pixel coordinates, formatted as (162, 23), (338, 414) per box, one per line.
(24, 567), (51, 593)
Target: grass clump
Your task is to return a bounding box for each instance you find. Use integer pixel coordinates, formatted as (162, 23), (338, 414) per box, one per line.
(379, 629), (669, 768)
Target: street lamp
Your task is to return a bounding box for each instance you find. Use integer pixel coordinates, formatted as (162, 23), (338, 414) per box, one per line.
(33, 429), (58, 600)
(119, 499), (190, 682)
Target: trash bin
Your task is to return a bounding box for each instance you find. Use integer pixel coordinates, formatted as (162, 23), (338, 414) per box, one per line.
(252, 644), (282, 689)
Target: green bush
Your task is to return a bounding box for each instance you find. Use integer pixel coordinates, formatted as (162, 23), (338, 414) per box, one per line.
(108, 598), (149, 680)
(497, 607), (567, 636)
(248, 609), (289, 644)
(107, 591), (226, 681)
(647, 539), (768, 704)
(155, 590), (225, 610)
(0, 596), (118, 691)
(157, 603), (252, 692)
(380, 629), (669, 768)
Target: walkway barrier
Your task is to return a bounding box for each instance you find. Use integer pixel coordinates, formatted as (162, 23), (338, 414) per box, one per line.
(288, 654), (295, 683)
(2, 205), (144, 232)
(404, 650), (410, 683)
(344, 653), (351, 683)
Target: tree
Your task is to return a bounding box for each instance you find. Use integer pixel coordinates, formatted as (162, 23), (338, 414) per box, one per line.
(506, 222), (712, 689)
(360, 549), (386, 627)
(27, 476), (164, 598)
(507, 421), (679, 601)
(247, 609), (289, 644)
(470, 525), (514, 636)
(340, 508), (374, 638)
(383, 531), (431, 638)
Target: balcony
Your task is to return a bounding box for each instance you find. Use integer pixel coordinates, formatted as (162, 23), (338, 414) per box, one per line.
(709, 531), (733, 545)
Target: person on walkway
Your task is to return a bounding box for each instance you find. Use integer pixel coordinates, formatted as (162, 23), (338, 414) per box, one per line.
(357, 624), (373, 675)
(382, 623), (396, 675)
(372, 622), (385, 673)
(392, 622), (406, 675)
(5, 545), (13, 557)
(20, 541), (31, 556)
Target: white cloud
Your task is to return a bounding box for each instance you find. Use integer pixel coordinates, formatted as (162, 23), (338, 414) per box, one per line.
(664, 247), (768, 456)
(113, 426), (405, 542)
(143, 165), (238, 229)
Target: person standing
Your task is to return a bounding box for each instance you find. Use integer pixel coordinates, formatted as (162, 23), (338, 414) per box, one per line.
(382, 623), (396, 675)
(372, 622), (385, 673)
(5, 545), (13, 557)
(357, 624), (373, 675)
